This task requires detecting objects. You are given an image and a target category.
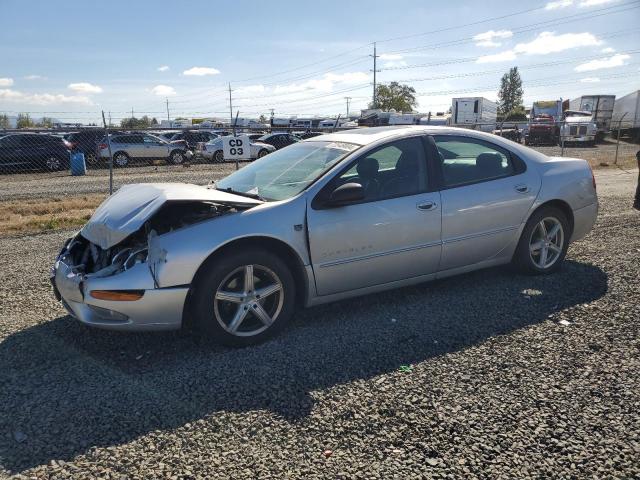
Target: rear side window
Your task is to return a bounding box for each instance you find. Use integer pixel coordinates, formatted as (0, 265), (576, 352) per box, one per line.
(433, 135), (517, 188)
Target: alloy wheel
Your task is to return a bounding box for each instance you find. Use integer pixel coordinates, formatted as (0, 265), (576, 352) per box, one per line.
(46, 156), (61, 170)
(114, 153), (128, 167)
(529, 217), (564, 269)
(213, 264), (284, 337)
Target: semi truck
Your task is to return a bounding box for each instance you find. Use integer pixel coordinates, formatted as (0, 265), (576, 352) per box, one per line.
(526, 100), (563, 146)
(450, 97), (497, 131)
(568, 95), (615, 140)
(612, 90), (640, 140)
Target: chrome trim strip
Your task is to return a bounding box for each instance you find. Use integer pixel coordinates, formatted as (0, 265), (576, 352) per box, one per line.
(318, 241), (442, 269)
(442, 225), (518, 245)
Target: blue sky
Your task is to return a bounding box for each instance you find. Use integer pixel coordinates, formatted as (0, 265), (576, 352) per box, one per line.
(0, 0), (638, 123)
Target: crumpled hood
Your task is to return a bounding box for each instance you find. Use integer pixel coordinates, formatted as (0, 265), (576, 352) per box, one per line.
(81, 183), (261, 249)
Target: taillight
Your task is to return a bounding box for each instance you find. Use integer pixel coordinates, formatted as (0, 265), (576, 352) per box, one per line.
(99, 143), (107, 150)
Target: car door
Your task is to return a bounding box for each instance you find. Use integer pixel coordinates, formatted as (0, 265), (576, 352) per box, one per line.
(430, 134), (541, 271)
(143, 135), (167, 158)
(307, 136), (442, 296)
(0, 135), (24, 168)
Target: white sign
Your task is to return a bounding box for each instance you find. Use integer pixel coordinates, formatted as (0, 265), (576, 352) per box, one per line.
(222, 135), (251, 160)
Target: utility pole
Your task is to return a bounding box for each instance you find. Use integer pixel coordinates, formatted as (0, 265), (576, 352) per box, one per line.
(165, 98), (170, 123)
(131, 107), (134, 119)
(108, 111), (111, 127)
(228, 83), (233, 129)
(269, 108), (274, 129)
(344, 97), (352, 118)
(370, 42), (379, 109)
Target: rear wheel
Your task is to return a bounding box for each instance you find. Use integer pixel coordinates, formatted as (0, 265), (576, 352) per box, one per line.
(45, 155), (64, 171)
(513, 207), (570, 275)
(113, 151), (130, 167)
(85, 152), (98, 166)
(169, 149), (186, 165)
(213, 150), (224, 163)
(191, 248), (296, 347)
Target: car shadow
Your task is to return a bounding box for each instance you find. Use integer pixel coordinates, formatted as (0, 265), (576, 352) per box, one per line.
(0, 260), (607, 473)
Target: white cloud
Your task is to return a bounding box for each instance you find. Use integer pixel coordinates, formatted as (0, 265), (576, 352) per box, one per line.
(235, 84), (266, 96)
(574, 53), (630, 72)
(379, 53), (403, 61)
(183, 66), (221, 76)
(24, 75), (45, 80)
(68, 82), (103, 93)
(383, 60), (408, 68)
(473, 30), (513, 48)
(273, 71), (369, 94)
(545, 0), (573, 9)
(477, 31), (601, 63)
(601, 47), (615, 53)
(476, 50), (518, 63)
(0, 77), (14, 87)
(150, 84), (176, 96)
(580, 77), (601, 82)
(579, 0), (616, 6)
(157, 65), (170, 72)
(0, 88), (92, 105)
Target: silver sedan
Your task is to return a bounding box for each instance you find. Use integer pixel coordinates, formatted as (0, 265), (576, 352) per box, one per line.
(51, 126), (598, 347)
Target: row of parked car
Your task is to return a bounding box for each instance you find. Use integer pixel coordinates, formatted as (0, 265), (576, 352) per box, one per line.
(0, 129), (323, 172)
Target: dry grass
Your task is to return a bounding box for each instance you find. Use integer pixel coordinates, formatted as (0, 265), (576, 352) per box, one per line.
(0, 194), (106, 236)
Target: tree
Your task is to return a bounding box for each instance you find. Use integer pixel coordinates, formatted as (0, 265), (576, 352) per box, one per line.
(0, 114), (9, 129)
(16, 113), (34, 129)
(258, 114), (268, 124)
(37, 117), (54, 128)
(120, 116), (152, 129)
(151, 117), (159, 126)
(497, 67), (525, 120)
(370, 82), (417, 112)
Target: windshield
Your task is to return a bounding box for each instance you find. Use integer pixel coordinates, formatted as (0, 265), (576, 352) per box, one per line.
(216, 140), (359, 201)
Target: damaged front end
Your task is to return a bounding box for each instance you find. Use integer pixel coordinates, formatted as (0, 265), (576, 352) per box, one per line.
(51, 183), (262, 330)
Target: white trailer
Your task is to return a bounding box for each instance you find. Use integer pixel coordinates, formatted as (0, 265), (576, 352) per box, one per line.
(451, 97), (497, 131)
(612, 90), (640, 139)
(568, 95), (615, 139)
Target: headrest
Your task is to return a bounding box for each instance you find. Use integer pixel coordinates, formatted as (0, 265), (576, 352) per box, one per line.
(395, 154), (417, 174)
(357, 157), (379, 179)
(476, 152), (504, 171)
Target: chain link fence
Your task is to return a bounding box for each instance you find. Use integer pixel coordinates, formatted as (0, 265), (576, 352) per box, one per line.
(1, 117), (638, 202)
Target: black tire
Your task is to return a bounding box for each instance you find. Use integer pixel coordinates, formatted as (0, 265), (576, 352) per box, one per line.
(213, 150), (224, 163)
(85, 152), (98, 167)
(113, 151), (130, 167)
(191, 248), (296, 347)
(169, 149), (186, 165)
(513, 207), (570, 275)
(257, 149), (269, 159)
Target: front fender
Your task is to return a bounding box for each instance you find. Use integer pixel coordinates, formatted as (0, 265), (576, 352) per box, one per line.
(150, 197), (309, 287)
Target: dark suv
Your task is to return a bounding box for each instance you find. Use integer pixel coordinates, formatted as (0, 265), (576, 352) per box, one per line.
(0, 133), (71, 172)
(257, 133), (300, 150)
(170, 131), (218, 150)
(65, 129), (109, 166)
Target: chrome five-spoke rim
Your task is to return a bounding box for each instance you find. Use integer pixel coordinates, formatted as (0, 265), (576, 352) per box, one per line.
(214, 264), (284, 337)
(46, 156), (61, 170)
(529, 217), (564, 269)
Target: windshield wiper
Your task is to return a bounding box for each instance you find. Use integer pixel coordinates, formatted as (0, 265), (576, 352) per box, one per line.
(216, 187), (266, 201)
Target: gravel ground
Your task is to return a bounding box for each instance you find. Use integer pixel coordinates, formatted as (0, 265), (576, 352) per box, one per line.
(0, 169), (638, 479)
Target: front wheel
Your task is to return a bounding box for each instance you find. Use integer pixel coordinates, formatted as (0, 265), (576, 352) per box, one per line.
(191, 248), (296, 347)
(257, 149), (269, 159)
(513, 207), (570, 275)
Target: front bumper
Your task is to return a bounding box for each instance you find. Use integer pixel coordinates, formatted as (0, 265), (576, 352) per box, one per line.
(52, 255), (187, 331)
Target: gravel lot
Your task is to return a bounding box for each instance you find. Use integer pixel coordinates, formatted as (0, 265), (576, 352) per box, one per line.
(0, 169), (638, 479)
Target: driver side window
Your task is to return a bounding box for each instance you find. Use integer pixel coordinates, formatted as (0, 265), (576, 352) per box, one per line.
(335, 136), (428, 202)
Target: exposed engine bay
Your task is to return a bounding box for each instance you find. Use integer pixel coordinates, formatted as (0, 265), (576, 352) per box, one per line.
(60, 200), (240, 278)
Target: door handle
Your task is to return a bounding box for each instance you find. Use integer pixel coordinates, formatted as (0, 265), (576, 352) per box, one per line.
(515, 184), (529, 193)
(417, 201), (437, 211)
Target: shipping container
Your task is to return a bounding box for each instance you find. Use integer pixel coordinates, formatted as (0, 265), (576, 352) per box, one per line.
(568, 95), (615, 139)
(612, 90), (640, 139)
(451, 97), (497, 131)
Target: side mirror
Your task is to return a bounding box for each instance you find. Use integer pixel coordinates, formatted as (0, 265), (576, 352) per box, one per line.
(326, 182), (365, 207)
